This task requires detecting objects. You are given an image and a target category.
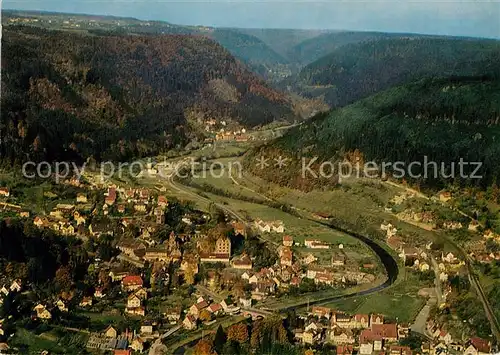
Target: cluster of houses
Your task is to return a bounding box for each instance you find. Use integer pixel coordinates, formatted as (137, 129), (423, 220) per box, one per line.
(379, 220), (498, 354)
(281, 235), (331, 250)
(384, 191), (500, 267)
(31, 273), (149, 321)
(396, 210), (435, 229)
(7, 16), (41, 24)
(0, 188), (31, 217)
(23, 262), (183, 353)
(215, 131), (250, 142)
(86, 324), (155, 353)
(293, 306), (409, 354)
(385, 186), (500, 267)
(0, 280), (23, 308)
(293, 306), (493, 354)
(116, 231), (234, 276)
(117, 231), (183, 268)
(216, 235), (375, 301)
(425, 320), (492, 355)
(388, 190), (478, 233)
(382, 221), (463, 272)
(122, 276), (147, 317)
(182, 296), (240, 330)
(29, 183), (171, 242)
(206, 123), (250, 143)
(466, 229), (500, 264)
(254, 219), (285, 234)
(304, 264), (375, 287)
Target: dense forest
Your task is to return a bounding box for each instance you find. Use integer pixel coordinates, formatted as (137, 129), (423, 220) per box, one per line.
(0, 218), (90, 294)
(247, 75), (500, 189)
(286, 37), (500, 107)
(210, 29), (289, 75)
(0, 26), (296, 164)
(0, 11), (310, 82)
(286, 31), (402, 65)
(236, 28), (329, 62)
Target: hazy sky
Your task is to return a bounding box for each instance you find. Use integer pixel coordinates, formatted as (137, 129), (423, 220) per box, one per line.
(3, 0), (500, 39)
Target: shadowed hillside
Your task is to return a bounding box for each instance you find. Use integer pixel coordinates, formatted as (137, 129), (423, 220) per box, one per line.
(247, 75), (500, 190)
(285, 37), (500, 107)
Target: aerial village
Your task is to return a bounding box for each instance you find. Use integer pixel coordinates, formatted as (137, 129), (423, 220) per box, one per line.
(0, 176), (496, 354)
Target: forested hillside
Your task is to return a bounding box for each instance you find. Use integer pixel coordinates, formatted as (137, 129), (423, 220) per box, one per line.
(286, 31), (398, 65)
(236, 28), (329, 61)
(2, 11), (295, 81)
(247, 75), (500, 190)
(287, 37), (500, 107)
(210, 29), (289, 75)
(0, 26), (296, 164)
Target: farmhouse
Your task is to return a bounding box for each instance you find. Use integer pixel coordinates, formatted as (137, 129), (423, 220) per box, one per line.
(305, 239), (330, 249)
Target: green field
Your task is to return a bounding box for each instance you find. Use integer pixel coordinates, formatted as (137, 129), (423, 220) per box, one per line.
(10, 328), (89, 355)
(240, 171), (451, 243)
(323, 269), (428, 323)
(200, 190), (372, 255)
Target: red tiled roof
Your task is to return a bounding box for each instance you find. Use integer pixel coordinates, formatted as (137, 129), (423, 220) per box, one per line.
(469, 337), (491, 353)
(336, 345), (354, 354)
(122, 275), (143, 286)
(232, 222), (245, 230)
(315, 272), (334, 282)
(372, 323), (398, 339)
(389, 345), (412, 355)
(195, 301), (209, 310)
(360, 324), (398, 343)
(355, 314), (369, 322)
(360, 329), (376, 343)
(208, 303), (222, 313)
(233, 255), (252, 265)
(311, 306), (331, 316)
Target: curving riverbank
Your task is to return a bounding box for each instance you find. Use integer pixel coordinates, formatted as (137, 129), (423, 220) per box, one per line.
(168, 169), (401, 310)
(278, 219), (400, 311)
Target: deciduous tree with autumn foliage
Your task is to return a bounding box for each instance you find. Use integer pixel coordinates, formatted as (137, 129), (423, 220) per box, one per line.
(227, 323), (249, 343)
